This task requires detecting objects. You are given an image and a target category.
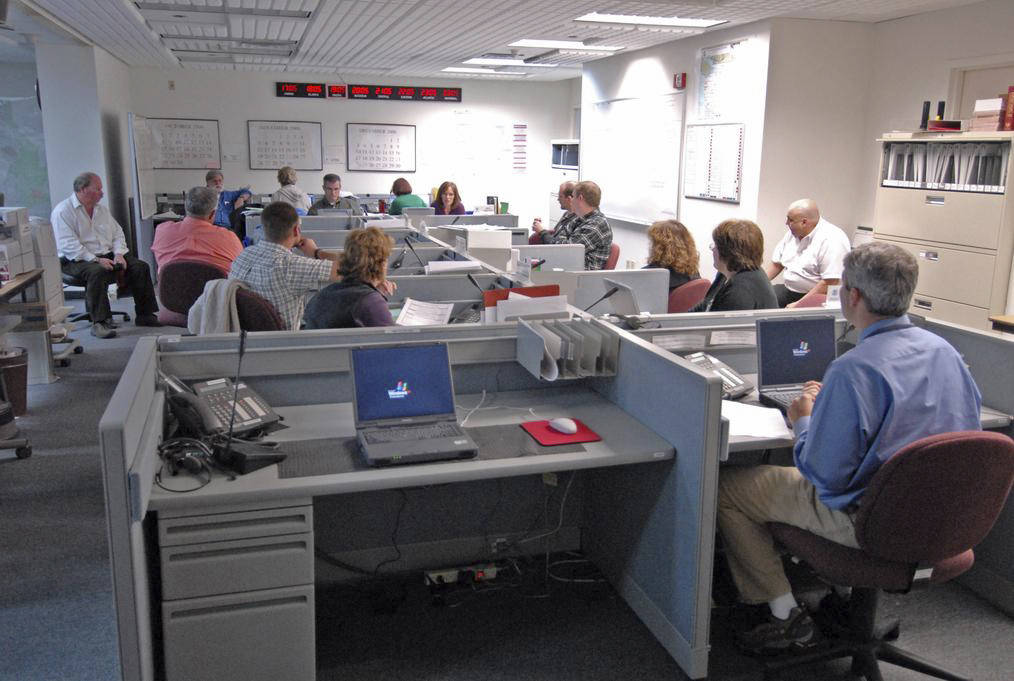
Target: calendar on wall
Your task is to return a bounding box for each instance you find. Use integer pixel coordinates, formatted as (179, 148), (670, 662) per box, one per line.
(346, 123), (416, 172)
(247, 120), (323, 170)
(148, 118), (221, 169)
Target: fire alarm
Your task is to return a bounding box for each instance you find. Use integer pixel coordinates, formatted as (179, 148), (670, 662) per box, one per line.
(673, 72), (686, 90)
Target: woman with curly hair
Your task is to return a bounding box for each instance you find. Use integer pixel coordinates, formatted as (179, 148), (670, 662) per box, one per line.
(303, 227), (398, 328)
(644, 219), (701, 291)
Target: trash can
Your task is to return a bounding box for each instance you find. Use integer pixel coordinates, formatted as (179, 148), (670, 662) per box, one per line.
(0, 347), (28, 416)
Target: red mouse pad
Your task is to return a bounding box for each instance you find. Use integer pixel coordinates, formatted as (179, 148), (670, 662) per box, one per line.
(521, 419), (602, 446)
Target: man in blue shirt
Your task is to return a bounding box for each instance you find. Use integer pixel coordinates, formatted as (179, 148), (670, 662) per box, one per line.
(206, 170), (251, 235)
(717, 241), (981, 655)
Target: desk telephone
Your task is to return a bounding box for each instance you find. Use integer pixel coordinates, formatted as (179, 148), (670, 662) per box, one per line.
(683, 352), (753, 400)
(161, 371), (280, 436)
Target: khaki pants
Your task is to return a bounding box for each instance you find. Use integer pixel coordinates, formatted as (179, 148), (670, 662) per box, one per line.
(717, 465), (859, 603)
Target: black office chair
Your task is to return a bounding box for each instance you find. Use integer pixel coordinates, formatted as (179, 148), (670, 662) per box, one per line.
(62, 271), (131, 323)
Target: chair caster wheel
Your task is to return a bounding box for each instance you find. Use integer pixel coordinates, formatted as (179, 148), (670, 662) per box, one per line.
(56, 359), (69, 368)
(16, 446), (31, 459)
(74, 346), (84, 354)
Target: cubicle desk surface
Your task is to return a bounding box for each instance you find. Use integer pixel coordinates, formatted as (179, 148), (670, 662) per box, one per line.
(149, 387), (674, 512)
(723, 377), (1012, 453)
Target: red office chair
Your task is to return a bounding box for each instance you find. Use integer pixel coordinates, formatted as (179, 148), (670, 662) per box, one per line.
(668, 278), (711, 313)
(793, 289), (827, 308)
(764, 430), (1014, 681)
(604, 243), (620, 270)
(157, 261), (228, 327)
(235, 289), (285, 331)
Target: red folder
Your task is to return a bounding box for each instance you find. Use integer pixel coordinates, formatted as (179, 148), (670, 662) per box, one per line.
(483, 284), (561, 309)
(520, 419), (602, 446)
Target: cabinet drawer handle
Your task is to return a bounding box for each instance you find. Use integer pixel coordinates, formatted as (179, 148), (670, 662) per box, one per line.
(919, 251), (939, 261)
(925, 195), (945, 205)
(913, 298), (933, 310)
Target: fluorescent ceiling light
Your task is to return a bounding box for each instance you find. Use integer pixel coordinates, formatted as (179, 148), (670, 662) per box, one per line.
(557, 49), (615, 57)
(463, 57), (556, 67)
(443, 66), (526, 76)
(509, 39), (622, 51)
(574, 13), (727, 28)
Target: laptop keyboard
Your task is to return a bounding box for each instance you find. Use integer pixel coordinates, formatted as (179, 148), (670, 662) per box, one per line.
(363, 422), (464, 444)
(764, 390), (803, 408)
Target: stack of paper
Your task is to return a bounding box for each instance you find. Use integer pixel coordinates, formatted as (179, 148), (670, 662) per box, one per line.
(970, 98), (1004, 132)
(424, 260), (483, 274)
(395, 298), (454, 326)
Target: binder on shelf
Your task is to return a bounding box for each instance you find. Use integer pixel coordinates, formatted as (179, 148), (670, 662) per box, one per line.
(516, 319), (618, 382)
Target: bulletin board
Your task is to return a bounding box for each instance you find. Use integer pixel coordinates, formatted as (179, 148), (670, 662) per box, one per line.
(346, 123), (416, 172)
(148, 118), (221, 169)
(247, 120), (323, 170)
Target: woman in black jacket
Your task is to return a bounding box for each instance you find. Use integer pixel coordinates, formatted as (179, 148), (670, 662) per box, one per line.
(693, 219), (778, 312)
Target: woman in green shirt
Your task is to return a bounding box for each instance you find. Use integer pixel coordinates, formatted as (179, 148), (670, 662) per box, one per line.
(387, 177), (427, 215)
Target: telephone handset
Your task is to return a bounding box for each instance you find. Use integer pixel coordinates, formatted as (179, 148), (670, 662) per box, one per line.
(683, 352), (753, 400)
(160, 371), (280, 436)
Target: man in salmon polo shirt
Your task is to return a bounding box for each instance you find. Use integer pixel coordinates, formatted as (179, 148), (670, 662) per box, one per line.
(152, 186), (243, 276)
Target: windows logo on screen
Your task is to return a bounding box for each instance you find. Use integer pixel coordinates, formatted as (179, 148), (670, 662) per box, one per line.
(792, 341), (810, 358)
(387, 381), (411, 399)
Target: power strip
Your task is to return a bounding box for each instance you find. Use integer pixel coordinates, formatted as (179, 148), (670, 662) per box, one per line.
(424, 562), (501, 587)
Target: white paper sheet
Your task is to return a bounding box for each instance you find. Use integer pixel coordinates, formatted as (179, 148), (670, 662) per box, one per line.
(721, 399), (793, 440)
(395, 298), (454, 326)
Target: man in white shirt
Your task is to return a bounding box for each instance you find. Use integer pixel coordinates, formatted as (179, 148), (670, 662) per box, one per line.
(766, 199), (851, 308)
(53, 172), (160, 338)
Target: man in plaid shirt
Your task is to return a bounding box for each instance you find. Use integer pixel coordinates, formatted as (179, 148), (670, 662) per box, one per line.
(539, 181), (612, 270)
(229, 202), (339, 329)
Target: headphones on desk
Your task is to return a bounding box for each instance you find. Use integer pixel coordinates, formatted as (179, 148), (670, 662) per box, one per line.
(156, 438), (215, 491)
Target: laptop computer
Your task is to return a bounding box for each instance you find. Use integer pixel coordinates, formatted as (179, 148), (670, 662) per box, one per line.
(350, 343), (478, 466)
(601, 277), (642, 317)
(756, 316), (837, 411)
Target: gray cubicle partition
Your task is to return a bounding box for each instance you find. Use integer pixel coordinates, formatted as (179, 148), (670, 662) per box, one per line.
(914, 316), (1014, 616)
(424, 218), (527, 246)
(531, 269), (670, 315)
(386, 271), (518, 305)
(304, 228), (418, 249)
(99, 323), (724, 681)
(513, 244), (586, 272)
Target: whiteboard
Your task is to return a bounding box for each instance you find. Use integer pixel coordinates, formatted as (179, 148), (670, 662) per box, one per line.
(248, 120), (323, 170)
(148, 118), (221, 169)
(683, 123), (744, 203)
(581, 92), (685, 224)
(346, 123), (416, 172)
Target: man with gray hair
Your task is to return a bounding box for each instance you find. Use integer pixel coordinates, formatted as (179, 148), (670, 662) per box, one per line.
(53, 172), (160, 338)
(151, 186), (243, 277)
(767, 199), (851, 307)
(717, 241), (982, 655)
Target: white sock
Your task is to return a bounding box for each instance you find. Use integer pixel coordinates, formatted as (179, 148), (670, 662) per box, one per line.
(768, 592), (798, 620)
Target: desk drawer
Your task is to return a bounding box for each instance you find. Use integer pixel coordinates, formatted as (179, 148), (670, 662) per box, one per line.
(162, 584), (315, 681)
(158, 504), (312, 547)
(876, 238), (995, 308)
(909, 294), (990, 331)
(160, 532), (313, 601)
(874, 187), (1003, 249)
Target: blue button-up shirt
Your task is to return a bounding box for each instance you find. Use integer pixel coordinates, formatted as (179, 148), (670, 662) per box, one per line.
(793, 315), (982, 510)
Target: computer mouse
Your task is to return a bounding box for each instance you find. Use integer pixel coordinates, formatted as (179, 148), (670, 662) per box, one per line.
(548, 417), (578, 435)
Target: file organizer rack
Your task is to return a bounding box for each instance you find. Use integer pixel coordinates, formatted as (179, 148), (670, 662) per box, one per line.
(516, 318), (619, 381)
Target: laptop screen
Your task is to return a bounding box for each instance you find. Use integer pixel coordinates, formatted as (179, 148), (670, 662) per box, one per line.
(757, 317), (837, 388)
(351, 344), (456, 424)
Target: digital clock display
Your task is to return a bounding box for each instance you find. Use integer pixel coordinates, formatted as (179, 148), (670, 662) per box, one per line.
(328, 84), (347, 98)
(275, 82), (327, 98)
(347, 84), (462, 102)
